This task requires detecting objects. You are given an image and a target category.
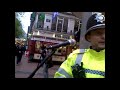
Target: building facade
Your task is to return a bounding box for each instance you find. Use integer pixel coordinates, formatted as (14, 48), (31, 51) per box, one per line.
(31, 12), (81, 39)
(27, 12), (82, 63)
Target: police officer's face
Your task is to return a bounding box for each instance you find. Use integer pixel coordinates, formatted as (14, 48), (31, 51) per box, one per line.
(87, 28), (105, 50)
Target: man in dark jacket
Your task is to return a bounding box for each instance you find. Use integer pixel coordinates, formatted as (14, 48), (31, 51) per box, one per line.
(16, 43), (24, 65)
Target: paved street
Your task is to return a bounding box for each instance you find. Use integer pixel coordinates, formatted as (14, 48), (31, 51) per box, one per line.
(15, 55), (60, 78)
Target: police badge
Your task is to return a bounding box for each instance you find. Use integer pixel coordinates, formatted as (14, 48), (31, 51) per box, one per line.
(95, 13), (105, 23)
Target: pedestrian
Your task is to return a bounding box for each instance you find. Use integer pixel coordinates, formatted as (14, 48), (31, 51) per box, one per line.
(16, 43), (24, 65)
(40, 44), (46, 61)
(42, 49), (49, 78)
(22, 44), (26, 54)
(15, 43), (17, 56)
(43, 49), (53, 78)
(54, 13), (105, 78)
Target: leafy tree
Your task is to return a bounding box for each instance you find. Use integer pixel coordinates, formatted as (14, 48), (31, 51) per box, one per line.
(15, 12), (25, 38)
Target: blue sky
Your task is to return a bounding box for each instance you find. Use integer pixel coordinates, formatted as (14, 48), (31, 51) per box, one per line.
(19, 12), (32, 34)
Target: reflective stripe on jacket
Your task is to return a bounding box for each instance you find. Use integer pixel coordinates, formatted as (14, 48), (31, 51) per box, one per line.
(54, 49), (105, 78)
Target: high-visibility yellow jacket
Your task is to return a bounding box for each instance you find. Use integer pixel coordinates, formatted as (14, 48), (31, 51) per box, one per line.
(54, 49), (105, 78)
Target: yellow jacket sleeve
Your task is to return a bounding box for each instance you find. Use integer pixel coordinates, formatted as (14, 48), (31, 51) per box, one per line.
(54, 49), (80, 78)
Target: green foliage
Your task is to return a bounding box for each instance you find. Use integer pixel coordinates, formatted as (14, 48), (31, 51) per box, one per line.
(15, 12), (24, 38)
(38, 13), (45, 21)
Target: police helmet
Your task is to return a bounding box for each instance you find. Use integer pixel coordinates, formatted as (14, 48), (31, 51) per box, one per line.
(85, 13), (105, 41)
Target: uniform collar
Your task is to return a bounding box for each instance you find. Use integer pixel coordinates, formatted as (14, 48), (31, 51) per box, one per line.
(87, 48), (105, 60)
(89, 46), (105, 52)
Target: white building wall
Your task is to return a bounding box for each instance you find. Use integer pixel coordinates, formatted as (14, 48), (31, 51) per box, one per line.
(34, 14), (38, 28)
(44, 14), (52, 30)
(67, 19), (75, 33)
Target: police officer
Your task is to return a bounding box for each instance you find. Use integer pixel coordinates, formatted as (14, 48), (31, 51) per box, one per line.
(54, 13), (105, 78)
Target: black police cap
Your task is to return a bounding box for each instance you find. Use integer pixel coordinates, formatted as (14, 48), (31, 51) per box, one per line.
(85, 13), (105, 41)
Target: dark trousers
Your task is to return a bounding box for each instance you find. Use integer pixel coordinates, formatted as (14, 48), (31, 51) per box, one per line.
(16, 55), (22, 64)
(43, 63), (49, 78)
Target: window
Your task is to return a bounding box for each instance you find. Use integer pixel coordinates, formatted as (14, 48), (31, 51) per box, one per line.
(37, 13), (45, 29)
(63, 18), (68, 33)
(46, 19), (51, 22)
(51, 16), (57, 31)
(74, 20), (80, 33)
